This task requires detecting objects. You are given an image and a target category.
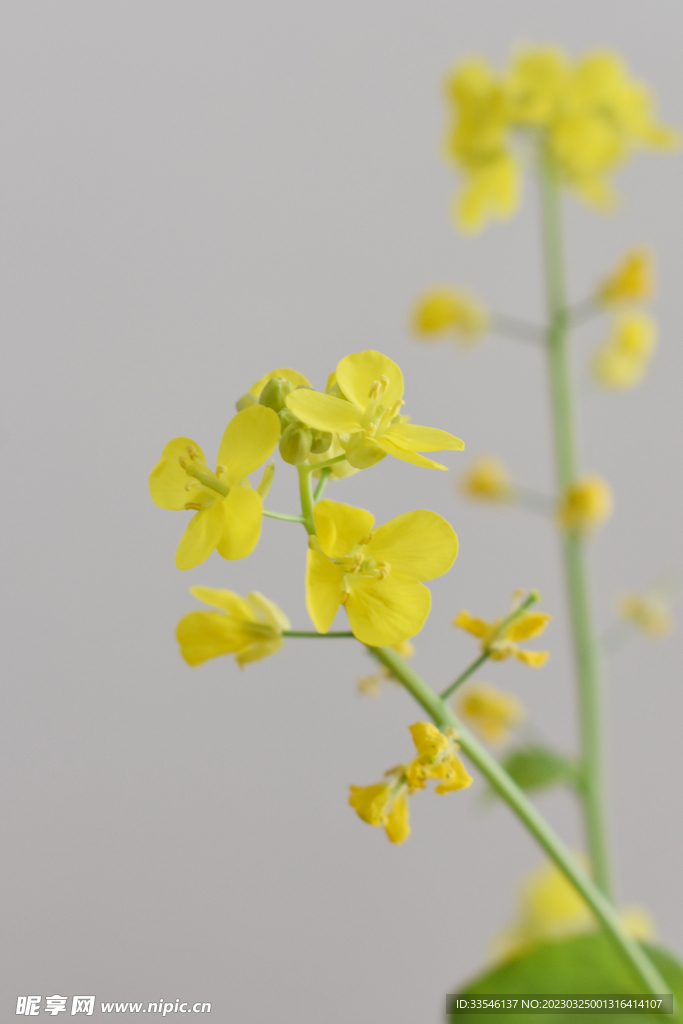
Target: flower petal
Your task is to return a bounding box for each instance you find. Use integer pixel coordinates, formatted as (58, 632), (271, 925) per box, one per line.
(175, 501), (226, 570)
(313, 499), (375, 558)
(335, 351), (404, 410)
(515, 649), (549, 668)
(382, 422), (465, 453)
(384, 792), (410, 843)
(215, 485), (263, 561)
(150, 437), (206, 510)
(249, 367), (311, 397)
(345, 577), (431, 646)
(306, 549), (343, 633)
(507, 612), (551, 642)
(190, 586), (256, 619)
(285, 389), (362, 433)
(368, 510), (458, 581)
(374, 436), (448, 470)
(453, 611), (490, 638)
(176, 610), (253, 665)
(217, 405), (280, 483)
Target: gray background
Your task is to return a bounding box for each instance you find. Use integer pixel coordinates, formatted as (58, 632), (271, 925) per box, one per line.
(2, 1), (682, 1020)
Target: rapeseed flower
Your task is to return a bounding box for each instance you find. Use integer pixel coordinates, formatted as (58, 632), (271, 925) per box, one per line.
(412, 287), (489, 346)
(454, 600), (550, 667)
(592, 313), (656, 390)
(286, 349), (464, 470)
(149, 405), (280, 569)
(349, 722), (472, 844)
(306, 499), (458, 646)
(177, 587), (289, 667)
(617, 592), (674, 638)
(596, 249), (654, 306)
(457, 683), (525, 744)
(458, 456), (513, 502)
(556, 476), (612, 533)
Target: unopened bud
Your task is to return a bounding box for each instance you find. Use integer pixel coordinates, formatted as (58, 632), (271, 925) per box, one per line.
(345, 441), (386, 470)
(326, 381), (347, 400)
(279, 422), (312, 465)
(310, 430), (333, 455)
(259, 376), (292, 413)
(278, 408), (298, 432)
(257, 463), (275, 499)
(236, 393), (258, 412)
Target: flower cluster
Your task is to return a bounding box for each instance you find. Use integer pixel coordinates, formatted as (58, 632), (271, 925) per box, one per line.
(454, 600), (551, 667)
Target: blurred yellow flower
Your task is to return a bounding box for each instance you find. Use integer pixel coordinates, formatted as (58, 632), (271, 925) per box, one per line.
(617, 593), (674, 638)
(412, 287), (489, 346)
(592, 313), (656, 390)
(596, 249), (654, 306)
(286, 349), (464, 471)
(454, 600), (550, 667)
(459, 456), (513, 502)
(357, 641), (414, 697)
(306, 499), (458, 647)
(177, 586), (289, 668)
(457, 683), (525, 744)
(349, 774), (411, 844)
(556, 476), (613, 533)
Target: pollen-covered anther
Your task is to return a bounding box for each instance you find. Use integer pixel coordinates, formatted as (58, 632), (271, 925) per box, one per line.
(368, 376), (389, 401)
(376, 561), (391, 581)
(184, 502), (202, 511)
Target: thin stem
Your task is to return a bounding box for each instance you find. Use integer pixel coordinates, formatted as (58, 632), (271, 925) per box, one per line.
(297, 463), (316, 535)
(439, 651), (489, 701)
(368, 646), (674, 1003)
(283, 630), (355, 638)
(302, 453), (347, 474)
(313, 467), (331, 502)
(538, 146), (613, 899)
(263, 510), (305, 524)
(491, 313), (546, 346)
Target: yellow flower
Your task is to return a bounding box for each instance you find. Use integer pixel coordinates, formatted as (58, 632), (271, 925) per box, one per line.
(177, 587), (289, 667)
(491, 858), (656, 965)
(505, 47), (571, 126)
(617, 593), (674, 638)
(592, 313), (656, 390)
(556, 476), (612, 533)
(412, 287), (489, 346)
(349, 722), (472, 844)
(454, 600), (550, 667)
(149, 405), (281, 569)
(596, 249), (654, 306)
(306, 499), (458, 646)
(458, 456), (513, 502)
(357, 641), (414, 697)
(286, 349), (464, 470)
(457, 683), (525, 744)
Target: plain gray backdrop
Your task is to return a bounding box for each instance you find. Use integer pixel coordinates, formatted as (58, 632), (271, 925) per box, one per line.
(2, 2), (682, 1020)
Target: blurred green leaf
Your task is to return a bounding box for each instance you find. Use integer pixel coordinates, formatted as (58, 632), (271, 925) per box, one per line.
(493, 746), (581, 795)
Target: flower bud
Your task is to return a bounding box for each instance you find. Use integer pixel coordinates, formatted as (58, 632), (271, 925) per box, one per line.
(277, 408), (298, 432)
(279, 422), (312, 465)
(235, 393), (258, 411)
(345, 441), (386, 470)
(310, 430), (333, 455)
(259, 376), (292, 413)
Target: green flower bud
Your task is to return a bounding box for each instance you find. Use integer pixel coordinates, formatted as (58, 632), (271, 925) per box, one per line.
(279, 422), (312, 465)
(277, 408), (298, 432)
(341, 433), (386, 469)
(310, 430), (333, 455)
(259, 376), (292, 414)
(235, 393), (258, 411)
(326, 381), (348, 400)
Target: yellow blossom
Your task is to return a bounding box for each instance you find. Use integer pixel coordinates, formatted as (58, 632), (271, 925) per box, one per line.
(592, 313), (656, 390)
(454, 600), (550, 667)
(149, 405), (281, 569)
(412, 287), (489, 346)
(349, 722), (471, 844)
(596, 249), (654, 306)
(457, 683), (525, 744)
(176, 586), (289, 668)
(307, 499), (458, 646)
(556, 475), (612, 533)
(357, 641), (415, 697)
(286, 349), (464, 471)
(459, 456), (513, 502)
(617, 593), (674, 638)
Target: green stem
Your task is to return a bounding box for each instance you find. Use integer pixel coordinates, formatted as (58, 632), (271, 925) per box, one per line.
(297, 463), (316, 535)
(303, 453), (347, 474)
(491, 313), (545, 346)
(263, 510), (305, 524)
(538, 147), (613, 899)
(439, 652), (489, 701)
(313, 467), (331, 502)
(283, 630), (355, 638)
(368, 645), (673, 1002)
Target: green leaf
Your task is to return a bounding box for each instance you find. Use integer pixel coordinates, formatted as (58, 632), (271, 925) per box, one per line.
(495, 746), (580, 795)
(448, 932), (683, 1023)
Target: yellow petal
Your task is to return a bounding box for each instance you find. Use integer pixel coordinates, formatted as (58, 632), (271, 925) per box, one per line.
(374, 437), (448, 470)
(149, 437), (206, 510)
(345, 577), (431, 647)
(249, 367), (311, 397)
(175, 501), (224, 570)
(215, 485), (263, 561)
(335, 350), (404, 411)
(434, 755), (473, 793)
(453, 610), (490, 638)
(349, 782), (392, 826)
(409, 722), (448, 758)
(507, 612), (552, 642)
(368, 510), (458, 582)
(515, 649), (549, 668)
(176, 610), (254, 665)
(384, 792), (410, 843)
(189, 586), (256, 619)
(382, 422), (465, 453)
(313, 499), (375, 558)
(235, 636), (284, 666)
(285, 389), (362, 433)
(216, 405), (280, 483)
(306, 548), (343, 633)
